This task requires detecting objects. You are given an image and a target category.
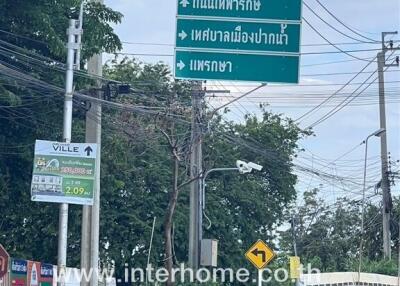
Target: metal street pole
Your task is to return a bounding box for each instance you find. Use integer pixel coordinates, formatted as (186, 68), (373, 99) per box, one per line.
(59, 19), (80, 286)
(145, 217), (157, 286)
(200, 163), (263, 270)
(291, 215), (300, 286)
(189, 81), (204, 270)
(358, 128), (385, 282)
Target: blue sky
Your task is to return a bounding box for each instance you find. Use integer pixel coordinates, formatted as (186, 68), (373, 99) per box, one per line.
(104, 0), (400, 205)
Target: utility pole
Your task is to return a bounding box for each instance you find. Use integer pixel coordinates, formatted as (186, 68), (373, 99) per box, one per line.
(188, 81), (204, 270)
(87, 49), (102, 286)
(81, 1), (103, 286)
(59, 18), (82, 286)
(378, 31), (399, 260)
(398, 216), (400, 286)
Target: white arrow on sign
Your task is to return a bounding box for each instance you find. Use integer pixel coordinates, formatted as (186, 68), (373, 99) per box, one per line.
(180, 0), (190, 7)
(178, 30), (187, 40)
(176, 60), (186, 70)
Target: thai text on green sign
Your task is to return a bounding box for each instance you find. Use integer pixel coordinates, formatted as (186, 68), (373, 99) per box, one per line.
(175, 50), (299, 83)
(178, 0), (302, 21)
(176, 18), (300, 53)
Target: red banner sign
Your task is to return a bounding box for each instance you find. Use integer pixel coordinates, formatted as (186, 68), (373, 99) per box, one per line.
(0, 245), (9, 279)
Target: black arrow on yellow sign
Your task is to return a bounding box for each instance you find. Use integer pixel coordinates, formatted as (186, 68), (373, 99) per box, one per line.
(251, 248), (266, 263)
(245, 240), (276, 269)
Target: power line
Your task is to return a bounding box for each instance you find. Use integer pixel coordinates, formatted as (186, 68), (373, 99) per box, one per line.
(0, 63), (191, 125)
(121, 40), (398, 48)
(294, 56), (377, 123)
(0, 29), (49, 46)
(301, 69), (399, 77)
(313, 0), (380, 43)
(302, 17), (376, 62)
(307, 70), (379, 128)
(210, 84), (266, 116)
(110, 47), (383, 58)
(303, 1), (375, 44)
(306, 56), (397, 128)
(301, 57), (373, 67)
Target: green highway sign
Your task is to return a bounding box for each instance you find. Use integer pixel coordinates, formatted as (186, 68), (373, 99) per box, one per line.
(175, 0), (302, 83)
(178, 0), (302, 22)
(31, 140), (97, 205)
(175, 50), (299, 83)
(176, 18), (301, 53)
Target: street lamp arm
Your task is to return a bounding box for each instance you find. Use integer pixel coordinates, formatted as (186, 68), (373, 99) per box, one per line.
(201, 168), (239, 212)
(203, 167), (239, 181)
(358, 128), (385, 281)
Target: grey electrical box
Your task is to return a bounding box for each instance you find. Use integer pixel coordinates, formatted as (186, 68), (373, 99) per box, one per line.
(200, 239), (218, 267)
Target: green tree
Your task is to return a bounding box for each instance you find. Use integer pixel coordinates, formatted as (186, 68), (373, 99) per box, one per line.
(0, 0), (122, 60)
(102, 58), (309, 284)
(2, 44), (308, 286)
(280, 188), (400, 275)
(0, 0), (122, 266)
(202, 112), (309, 271)
(280, 189), (361, 272)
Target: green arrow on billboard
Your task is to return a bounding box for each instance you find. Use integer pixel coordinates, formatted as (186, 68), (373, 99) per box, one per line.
(175, 49), (299, 83)
(176, 18), (301, 53)
(177, 0), (302, 22)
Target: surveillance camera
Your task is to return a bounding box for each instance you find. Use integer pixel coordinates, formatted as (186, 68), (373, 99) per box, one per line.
(248, 162), (263, 172)
(236, 160), (245, 169)
(236, 160), (252, 174)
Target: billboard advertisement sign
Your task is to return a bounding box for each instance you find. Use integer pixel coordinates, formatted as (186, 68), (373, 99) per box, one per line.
(31, 140), (98, 205)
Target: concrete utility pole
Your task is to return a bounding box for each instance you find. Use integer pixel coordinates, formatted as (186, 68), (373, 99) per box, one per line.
(88, 48), (102, 286)
(59, 18), (82, 286)
(188, 81), (204, 270)
(378, 31), (399, 260)
(398, 217), (400, 286)
(81, 1), (103, 286)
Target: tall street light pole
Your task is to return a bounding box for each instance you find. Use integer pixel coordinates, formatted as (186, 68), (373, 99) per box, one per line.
(58, 17), (83, 286)
(358, 128), (386, 282)
(200, 161), (263, 267)
(58, 20), (77, 286)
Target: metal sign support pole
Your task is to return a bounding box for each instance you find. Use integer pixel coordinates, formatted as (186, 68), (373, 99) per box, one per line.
(58, 19), (80, 286)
